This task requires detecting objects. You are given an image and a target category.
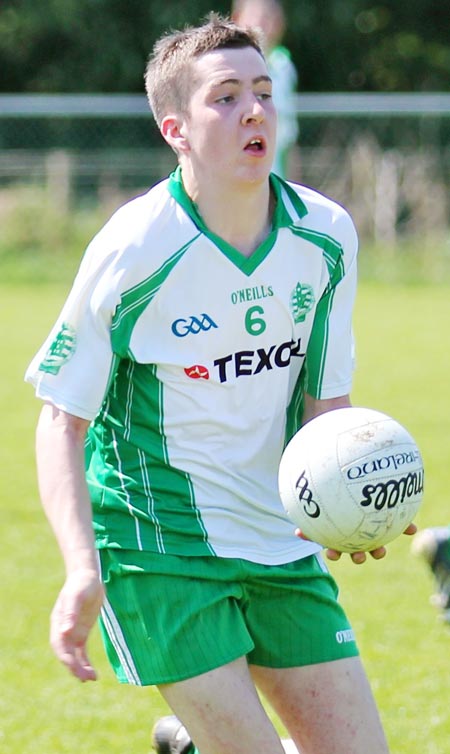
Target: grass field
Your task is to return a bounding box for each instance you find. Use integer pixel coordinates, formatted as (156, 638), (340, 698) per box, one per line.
(1, 278), (449, 754)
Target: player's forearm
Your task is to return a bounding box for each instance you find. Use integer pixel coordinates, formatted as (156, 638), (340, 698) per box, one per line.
(36, 404), (98, 576)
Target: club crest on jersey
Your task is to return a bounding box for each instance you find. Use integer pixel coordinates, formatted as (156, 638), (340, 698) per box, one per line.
(290, 283), (315, 324)
(171, 313), (218, 338)
(184, 365), (210, 380)
(38, 322), (77, 375)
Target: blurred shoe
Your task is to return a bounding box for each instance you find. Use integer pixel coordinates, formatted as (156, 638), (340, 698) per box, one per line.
(151, 715), (193, 754)
(412, 527), (450, 622)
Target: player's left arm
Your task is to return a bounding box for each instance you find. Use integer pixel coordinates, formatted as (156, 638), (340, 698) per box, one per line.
(301, 211), (416, 562)
(302, 393), (351, 425)
(299, 392), (417, 564)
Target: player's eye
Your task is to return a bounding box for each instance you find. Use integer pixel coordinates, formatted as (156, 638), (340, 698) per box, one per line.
(216, 94), (235, 104)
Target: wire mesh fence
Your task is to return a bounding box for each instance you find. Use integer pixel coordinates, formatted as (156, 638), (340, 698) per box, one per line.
(0, 94), (449, 251)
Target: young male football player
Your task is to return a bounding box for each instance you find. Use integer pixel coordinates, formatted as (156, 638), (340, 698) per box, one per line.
(26, 14), (414, 754)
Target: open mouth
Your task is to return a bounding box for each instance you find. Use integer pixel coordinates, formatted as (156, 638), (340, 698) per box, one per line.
(245, 137), (265, 154)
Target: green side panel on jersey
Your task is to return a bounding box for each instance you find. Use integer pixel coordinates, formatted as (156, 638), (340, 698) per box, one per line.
(305, 288), (336, 397)
(87, 360), (215, 554)
(110, 236), (200, 357)
(284, 369), (307, 446)
(290, 226), (345, 397)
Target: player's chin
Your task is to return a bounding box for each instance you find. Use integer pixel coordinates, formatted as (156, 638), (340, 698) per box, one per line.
(239, 157), (272, 180)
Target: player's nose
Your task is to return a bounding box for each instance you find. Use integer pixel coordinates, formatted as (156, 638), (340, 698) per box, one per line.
(241, 96), (265, 125)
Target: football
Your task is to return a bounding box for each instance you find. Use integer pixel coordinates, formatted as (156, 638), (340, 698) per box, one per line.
(278, 406), (424, 553)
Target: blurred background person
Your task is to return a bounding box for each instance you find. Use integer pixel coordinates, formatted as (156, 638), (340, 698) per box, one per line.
(412, 526), (450, 623)
(232, 0), (299, 179)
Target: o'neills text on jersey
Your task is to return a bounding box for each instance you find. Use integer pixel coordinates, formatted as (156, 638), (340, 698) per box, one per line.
(231, 285), (274, 305)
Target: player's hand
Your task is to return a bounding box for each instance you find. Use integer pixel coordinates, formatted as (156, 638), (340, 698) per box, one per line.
(296, 522), (418, 565)
(50, 569), (105, 682)
(325, 545), (387, 564)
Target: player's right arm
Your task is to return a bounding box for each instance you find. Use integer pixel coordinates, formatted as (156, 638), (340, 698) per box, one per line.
(36, 402), (104, 682)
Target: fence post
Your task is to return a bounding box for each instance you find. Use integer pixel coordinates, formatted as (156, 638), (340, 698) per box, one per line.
(45, 150), (71, 213)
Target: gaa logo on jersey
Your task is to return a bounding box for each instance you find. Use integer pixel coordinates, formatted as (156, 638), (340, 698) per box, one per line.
(171, 313), (218, 338)
(290, 283), (315, 324)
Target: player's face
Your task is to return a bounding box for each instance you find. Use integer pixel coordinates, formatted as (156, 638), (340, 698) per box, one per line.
(181, 46), (276, 187)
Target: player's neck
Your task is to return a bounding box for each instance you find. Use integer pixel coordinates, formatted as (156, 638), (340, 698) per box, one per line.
(182, 170), (274, 258)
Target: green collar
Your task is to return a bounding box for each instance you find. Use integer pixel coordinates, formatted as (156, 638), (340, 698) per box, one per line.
(168, 166), (308, 275)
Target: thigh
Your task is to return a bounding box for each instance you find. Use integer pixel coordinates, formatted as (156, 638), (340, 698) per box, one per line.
(250, 657), (389, 754)
(158, 656), (285, 754)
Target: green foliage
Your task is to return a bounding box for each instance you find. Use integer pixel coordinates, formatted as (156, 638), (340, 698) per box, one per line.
(1, 278), (449, 753)
(284, 0), (450, 91)
(0, 0), (448, 93)
(0, 0), (230, 92)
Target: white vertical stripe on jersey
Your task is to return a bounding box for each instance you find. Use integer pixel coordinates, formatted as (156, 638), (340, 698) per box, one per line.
(111, 427), (143, 550)
(185, 473), (216, 555)
(138, 447), (166, 554)
(123, 360), (135, 442)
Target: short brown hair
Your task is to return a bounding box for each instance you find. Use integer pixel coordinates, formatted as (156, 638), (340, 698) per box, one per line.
(144, 13), (264, 126)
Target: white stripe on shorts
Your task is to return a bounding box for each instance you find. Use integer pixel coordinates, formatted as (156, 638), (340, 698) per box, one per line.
(282, 740), (300, 754)
(101, 596), (142, 685)
(314, 552), (329, 573)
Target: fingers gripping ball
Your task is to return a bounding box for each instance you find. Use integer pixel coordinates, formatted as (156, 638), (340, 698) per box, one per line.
(278, 407), (424, 553)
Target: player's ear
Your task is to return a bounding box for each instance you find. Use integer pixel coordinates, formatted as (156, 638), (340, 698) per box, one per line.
(160, 113), (190, 154)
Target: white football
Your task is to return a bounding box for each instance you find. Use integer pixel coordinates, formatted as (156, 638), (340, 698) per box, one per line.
(278, 407), (424, 553)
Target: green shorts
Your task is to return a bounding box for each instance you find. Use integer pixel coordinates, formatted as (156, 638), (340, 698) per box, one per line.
(98, 550), (359, 686)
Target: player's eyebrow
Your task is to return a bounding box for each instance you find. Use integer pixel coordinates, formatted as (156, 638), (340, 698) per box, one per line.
(211, 75), (272, 89)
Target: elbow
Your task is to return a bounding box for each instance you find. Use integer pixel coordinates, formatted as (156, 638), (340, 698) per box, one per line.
(37, 403), (90, 444)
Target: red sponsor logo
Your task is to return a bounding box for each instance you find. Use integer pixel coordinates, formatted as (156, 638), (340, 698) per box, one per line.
(184, 364), (210, 380)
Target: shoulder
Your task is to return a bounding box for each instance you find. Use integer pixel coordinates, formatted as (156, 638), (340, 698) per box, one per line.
(269, 45), (295, 70)
(284, 181), (358, 251)
(268, 46), (298, 83)
(96, 178), (178, 247)
(286, 180), (352, 221)
(78, 177), (199, 289)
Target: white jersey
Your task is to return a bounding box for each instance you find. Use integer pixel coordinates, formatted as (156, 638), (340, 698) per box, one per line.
(26, 169), (358, 565)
